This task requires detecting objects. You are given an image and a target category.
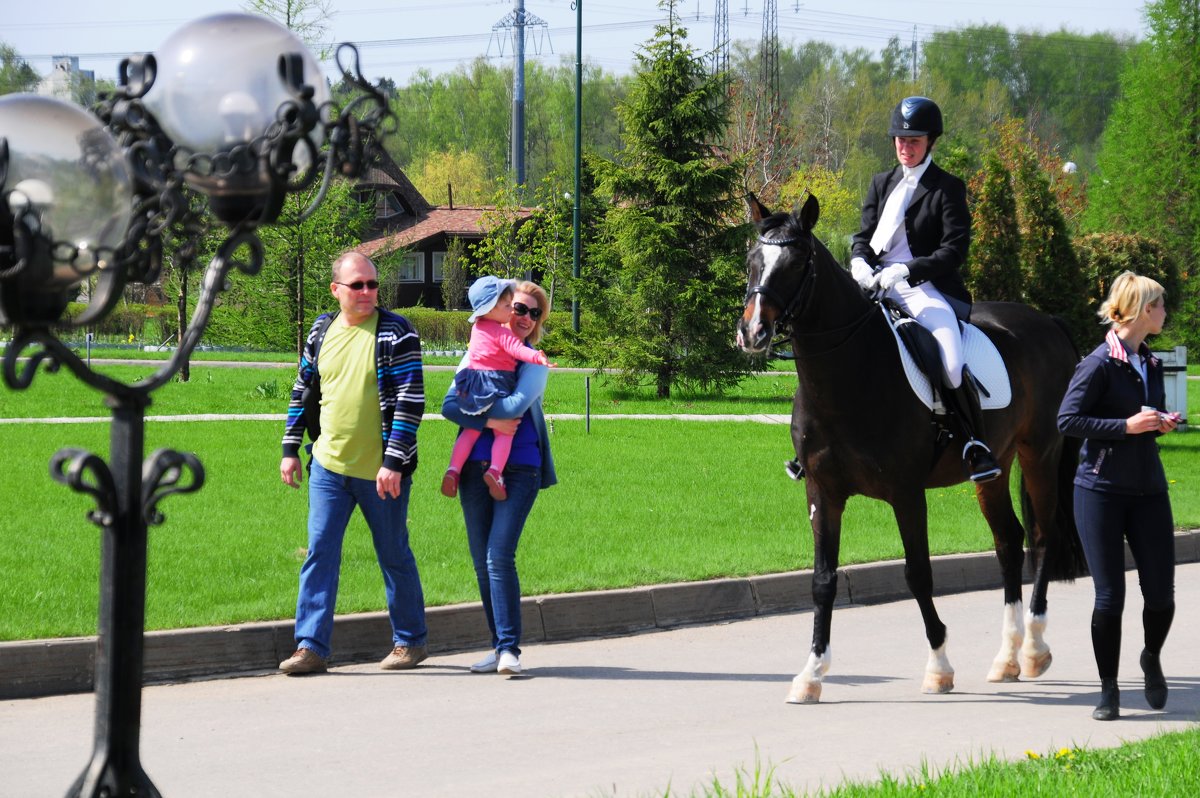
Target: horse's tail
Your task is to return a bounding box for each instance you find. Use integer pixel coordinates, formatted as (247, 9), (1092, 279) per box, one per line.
(1019, 435), (1088, 581)
(1050, 314), (1082, 360)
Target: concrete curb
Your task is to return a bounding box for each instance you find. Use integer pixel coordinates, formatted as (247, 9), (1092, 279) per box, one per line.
(4, 529), (1198, 701)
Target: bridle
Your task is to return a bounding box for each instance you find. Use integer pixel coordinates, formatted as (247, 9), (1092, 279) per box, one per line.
(744, 229), (817, 326)
(745, 226), (879, 357)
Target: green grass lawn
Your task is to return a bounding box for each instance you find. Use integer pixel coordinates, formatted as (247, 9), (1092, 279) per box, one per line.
(3, 413), (1199, 641)
(3, 360), (1199, 641)
(692, 728), (1200, 797)
(0, 364), (803, 418)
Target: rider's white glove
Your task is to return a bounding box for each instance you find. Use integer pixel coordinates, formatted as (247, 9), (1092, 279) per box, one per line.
(876, 263), (910, 291)
(849, 257), (876, 291)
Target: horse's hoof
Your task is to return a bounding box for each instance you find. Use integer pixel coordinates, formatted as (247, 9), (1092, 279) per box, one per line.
(786, 680), (822, 704)
(1020, 649), (1052, 678)
(921, 671), (955, 694)
(987, 659), (1021, 683)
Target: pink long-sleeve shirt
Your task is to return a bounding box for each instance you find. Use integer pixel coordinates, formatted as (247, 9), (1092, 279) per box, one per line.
(467, 318), (549, 371)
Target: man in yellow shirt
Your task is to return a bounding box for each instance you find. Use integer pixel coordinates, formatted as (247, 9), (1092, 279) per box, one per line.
(278, 252), (428, 674)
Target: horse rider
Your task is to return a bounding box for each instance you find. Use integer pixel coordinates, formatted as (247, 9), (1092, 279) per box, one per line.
(848, 96), (1002, 483)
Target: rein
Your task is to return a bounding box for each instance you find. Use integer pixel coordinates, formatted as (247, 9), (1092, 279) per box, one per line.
(747, 229), (879, 358)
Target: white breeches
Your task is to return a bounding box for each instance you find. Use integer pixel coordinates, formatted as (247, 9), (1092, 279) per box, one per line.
(884, 279), (964, 388)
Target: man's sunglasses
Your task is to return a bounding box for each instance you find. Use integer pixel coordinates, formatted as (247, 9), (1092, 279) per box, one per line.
(335, 280), (379, 291)
(512, 301), (542, 320)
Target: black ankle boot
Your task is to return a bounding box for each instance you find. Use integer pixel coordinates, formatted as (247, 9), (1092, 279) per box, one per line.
(944, 369), (1001, 483)
(1093, 678), (1120, 721)
(1140, 650), (1168, 710)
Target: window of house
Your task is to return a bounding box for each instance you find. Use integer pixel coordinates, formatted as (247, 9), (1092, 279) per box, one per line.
(375, 192), (407, 222)
(394, 252), (423, 282)
(431, 251), (446, 282)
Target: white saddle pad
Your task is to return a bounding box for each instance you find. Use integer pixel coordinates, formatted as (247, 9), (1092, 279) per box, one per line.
(884, 306), (1012, 411)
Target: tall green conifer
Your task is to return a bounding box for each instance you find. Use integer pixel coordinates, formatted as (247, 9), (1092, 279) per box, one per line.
(576, 0), (750, 397)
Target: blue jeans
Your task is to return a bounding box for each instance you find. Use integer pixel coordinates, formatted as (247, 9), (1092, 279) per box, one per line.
(295, 459), (427, 658)
(459, 461), (541, 656)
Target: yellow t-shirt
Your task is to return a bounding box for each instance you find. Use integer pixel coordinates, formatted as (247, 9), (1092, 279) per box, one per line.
(311, 314), (383, 481)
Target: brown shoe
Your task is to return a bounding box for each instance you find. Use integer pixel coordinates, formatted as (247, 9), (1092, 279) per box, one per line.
(279, 647), (327, 675)
(380, 644), (428, 670)
(483, 469), (507, 501)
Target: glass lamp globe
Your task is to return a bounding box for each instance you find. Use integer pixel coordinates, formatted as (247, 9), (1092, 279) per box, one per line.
(0, 93), (133, 287)
(142, 12), (329, 217)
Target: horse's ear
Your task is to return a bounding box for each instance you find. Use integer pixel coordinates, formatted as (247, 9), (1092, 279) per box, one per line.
(795, 192), (820, 230)
(746, 193), (771, 224)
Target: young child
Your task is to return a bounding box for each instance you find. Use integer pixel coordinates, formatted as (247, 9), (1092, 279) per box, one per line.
(442, 275), (549, 501)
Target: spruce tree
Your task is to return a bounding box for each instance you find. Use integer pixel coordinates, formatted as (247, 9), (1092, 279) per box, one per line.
(576, 0), (750, 397)
(965, 153), (1023, 303)
(1013, 148), (1092, 348)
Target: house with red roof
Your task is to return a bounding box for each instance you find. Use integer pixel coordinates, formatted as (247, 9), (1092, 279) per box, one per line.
(352, 150), (533, 309)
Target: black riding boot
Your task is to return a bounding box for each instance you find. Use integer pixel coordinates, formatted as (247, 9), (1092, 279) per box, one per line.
(1141, 604), (1174, 710)
(1092, 610), (1122, 720)
(944, 368), (1001, 483)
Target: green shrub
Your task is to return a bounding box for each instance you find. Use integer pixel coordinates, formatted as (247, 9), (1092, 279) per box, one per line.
(60, 301), (171, 341)
(1074, 233), (1189, 348)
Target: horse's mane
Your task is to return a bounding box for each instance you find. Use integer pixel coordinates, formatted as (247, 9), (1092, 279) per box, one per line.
(757, 211), (803, 239)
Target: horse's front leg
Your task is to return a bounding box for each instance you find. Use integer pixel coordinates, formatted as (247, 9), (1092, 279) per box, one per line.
(787, 488), (843, 704)
(892, 492), (954, 694)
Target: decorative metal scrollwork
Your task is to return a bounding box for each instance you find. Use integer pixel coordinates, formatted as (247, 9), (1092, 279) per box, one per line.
(50, 448), (118, 529)
(142, 448), (205, 526)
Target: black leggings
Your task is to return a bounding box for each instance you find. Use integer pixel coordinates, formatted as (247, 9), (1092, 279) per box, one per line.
(1074, 486), (1175, 614)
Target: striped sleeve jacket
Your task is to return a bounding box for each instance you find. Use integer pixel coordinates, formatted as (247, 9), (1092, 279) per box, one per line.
(281, 309), (425, 476)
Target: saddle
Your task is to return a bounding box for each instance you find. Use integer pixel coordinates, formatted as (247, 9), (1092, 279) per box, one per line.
(881, 299), (1011, 414)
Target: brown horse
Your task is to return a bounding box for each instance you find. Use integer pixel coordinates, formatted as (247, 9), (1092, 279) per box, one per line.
(736, 194), (1085, 703)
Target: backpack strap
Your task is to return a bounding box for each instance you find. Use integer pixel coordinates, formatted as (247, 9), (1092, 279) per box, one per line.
(302, 312), (338, 445)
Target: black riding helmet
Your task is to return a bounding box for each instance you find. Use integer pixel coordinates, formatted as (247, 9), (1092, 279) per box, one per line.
(888, 96), (943, 143)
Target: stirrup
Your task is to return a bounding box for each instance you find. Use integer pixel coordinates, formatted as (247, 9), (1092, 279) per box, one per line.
(963, 439), (1001, 483)
(784, 458), (806, 481)
(961, 439), (992, 459)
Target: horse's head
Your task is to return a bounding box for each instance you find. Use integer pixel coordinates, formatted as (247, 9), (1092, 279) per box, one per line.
(736, 193), (821, 354)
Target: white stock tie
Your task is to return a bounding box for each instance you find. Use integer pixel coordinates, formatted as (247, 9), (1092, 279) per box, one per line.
(869, 167), (920, 256)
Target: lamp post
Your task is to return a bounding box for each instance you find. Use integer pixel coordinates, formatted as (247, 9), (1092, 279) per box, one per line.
(0, 13), (392, 797)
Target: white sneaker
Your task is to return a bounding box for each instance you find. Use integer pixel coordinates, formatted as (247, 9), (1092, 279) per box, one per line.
(498, 650), (521, 675)
(469, 650), (498, 673)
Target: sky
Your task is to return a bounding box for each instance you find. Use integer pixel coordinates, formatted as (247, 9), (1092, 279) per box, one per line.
(5, 1), (1149, 88)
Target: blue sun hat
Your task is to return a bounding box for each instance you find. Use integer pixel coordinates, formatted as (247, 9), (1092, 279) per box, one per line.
(467, 275), (517, 323)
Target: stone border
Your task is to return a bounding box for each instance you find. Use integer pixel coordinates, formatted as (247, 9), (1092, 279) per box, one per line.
(3, 529), (1197, 701)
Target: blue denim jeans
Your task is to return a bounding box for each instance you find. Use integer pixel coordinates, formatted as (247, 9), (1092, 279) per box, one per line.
(295, 459), (427, 658)
(459, 461), (540, 656)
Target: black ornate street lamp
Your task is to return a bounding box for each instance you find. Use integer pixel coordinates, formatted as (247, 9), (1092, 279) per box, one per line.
(0, 13), (392, 797)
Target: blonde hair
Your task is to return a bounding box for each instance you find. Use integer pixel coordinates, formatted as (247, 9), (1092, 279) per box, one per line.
(515, 280), (550, 345)
(1098, 271), (1164, 328)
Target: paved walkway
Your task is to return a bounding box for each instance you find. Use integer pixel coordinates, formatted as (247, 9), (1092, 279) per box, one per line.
(4, 561), (1198, 798)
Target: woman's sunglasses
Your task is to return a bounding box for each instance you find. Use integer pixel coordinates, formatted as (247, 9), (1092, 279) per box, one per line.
(512, 301), (542, 320)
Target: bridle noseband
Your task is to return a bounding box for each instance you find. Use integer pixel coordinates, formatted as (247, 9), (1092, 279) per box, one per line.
(745, 230), (816, 325)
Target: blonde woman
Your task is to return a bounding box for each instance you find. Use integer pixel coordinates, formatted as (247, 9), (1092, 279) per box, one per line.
(440, 280), (556, 676)
(1057, 271), (1179, 720)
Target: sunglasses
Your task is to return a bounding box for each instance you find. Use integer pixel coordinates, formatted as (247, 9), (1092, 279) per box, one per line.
(335, 280), (379, 291)
(512, 301), (542, 320)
